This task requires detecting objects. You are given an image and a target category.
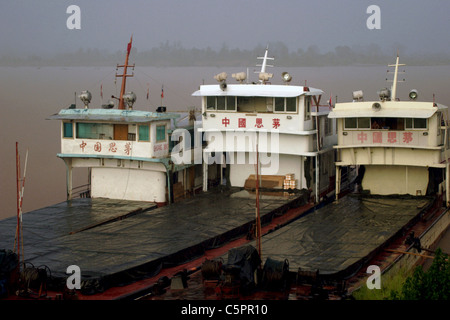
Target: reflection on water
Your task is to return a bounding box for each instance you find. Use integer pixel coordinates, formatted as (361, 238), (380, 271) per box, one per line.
(1, 65), (450, 220)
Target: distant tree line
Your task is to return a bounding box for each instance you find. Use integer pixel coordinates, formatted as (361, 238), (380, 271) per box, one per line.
(1, 41), (450, 67)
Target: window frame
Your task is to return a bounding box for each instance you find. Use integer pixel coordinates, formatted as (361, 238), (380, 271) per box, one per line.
(206, 96), (216, 111)
(156, 124), (167, 142)
(405, 118), (428, 130)
(304, 96), (311, 120)
(273, 97), (298, 113)
(63, 122), (74, 139)
(344, 117), (372, 130)
(138, 124), (150, 142)
(205, 96), (237, 112)
(76, 122), (114, 140)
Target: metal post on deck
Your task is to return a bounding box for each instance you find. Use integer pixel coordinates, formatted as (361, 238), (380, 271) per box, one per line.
(64, 159), (73, 201)
(203, 157), (208, 192)
(336, 166), (341, 202)
(315, 154), (319, 203)
(446, 163), (449, 207)
(167, 170), (173, 204)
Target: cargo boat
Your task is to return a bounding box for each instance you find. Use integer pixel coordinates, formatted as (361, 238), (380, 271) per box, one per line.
(193, 47), (337, 203)
(0, 43), (342, 300)
(140, 55), (450, 300)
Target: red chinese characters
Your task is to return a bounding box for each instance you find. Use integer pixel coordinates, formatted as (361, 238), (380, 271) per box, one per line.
(255, 118), (264, 128)
(222, 117), (230, 127)
(124, 142), (132, 155)
(372, 132), (382, 143)
(238, 118), (246, 128)
(357, 132), (367, 143)
(403, 132), (413, 144)
(94, 142), (102, 152)
(272, 118), (280, 129)
(109, 142), (117, 152)
(153, 144), (163, 152)
(387, 132), (397, 143)
(79, 141), (87, 152)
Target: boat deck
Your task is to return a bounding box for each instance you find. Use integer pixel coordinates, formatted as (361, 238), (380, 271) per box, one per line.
(258, 195), (432, 277)
(145, 195), (437, 300)
(0, 188), (305, 294)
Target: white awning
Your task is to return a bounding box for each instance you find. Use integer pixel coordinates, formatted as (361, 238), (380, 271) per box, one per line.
(328, 108), (437, 119)
(328, 101), (443, 119)
(192, 84), (323, 97)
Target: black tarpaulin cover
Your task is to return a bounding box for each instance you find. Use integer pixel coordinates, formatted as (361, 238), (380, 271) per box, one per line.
(259, 195), (433, 278)
(0, 189), (303, 293)
(223, 245), (261, 285)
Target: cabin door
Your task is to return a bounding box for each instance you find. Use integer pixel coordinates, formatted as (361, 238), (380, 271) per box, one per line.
(114, 124), (128, 140)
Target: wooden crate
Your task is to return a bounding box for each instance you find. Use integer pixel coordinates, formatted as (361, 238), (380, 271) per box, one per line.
(244, 175), (285, 189)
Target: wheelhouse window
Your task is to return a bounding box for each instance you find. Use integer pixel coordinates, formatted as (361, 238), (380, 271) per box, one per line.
(156, 125), (166, 142)
(304, 96), (311, 120)
(344, 117), (370, 129)
(273, 97), (297, 113)
(206, 96), (216, 110)
(344, 117), (427, 130)
(274, 97), (284, 112)
(286, 97), (296, 112)
(76, 122), (114, 140)
(208, 95), (297, 113)
(138, 125), (150, 141)
(358, 118), (371, 129)
(226, 96), (236, 111)
(325, 117), (333, 136)
(206, 96), (236, 111)
(344, 118), (357, 129)
(63, 122), (73, 138)
(405, 118), (427, 129)
(217, 96), (226, 110)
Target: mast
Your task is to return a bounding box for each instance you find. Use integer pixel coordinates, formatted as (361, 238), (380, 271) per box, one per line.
(116, 36), (135, 109)
(15, 142), (20, 268)
(258, 47), (272, 73)
(256, 46), (274, 83)
(14, 142), (28, 270)
(388, 53), (405, 101)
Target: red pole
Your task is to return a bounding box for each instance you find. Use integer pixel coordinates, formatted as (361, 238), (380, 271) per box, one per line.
(255, 144), (261, 260)
(118, 36), (133, 110)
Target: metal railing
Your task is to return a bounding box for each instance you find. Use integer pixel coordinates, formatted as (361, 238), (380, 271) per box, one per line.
(71, 184), (91, 198)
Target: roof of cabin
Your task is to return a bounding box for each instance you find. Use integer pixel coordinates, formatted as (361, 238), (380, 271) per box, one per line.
(192, 84), (323, 97)
(48, 108), (180, 123)
(329, 101), (448, 119)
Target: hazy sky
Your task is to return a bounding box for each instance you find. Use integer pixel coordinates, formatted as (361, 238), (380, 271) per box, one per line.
(1, 0), (450, 57)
